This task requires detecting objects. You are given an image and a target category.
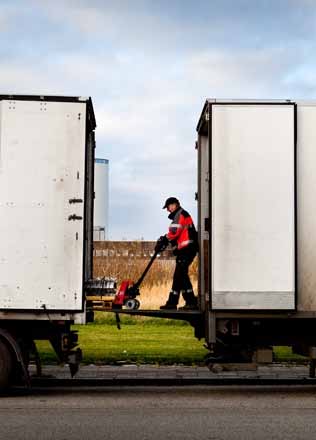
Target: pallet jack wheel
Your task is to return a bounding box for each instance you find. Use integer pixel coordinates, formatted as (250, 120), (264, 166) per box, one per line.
(125, 299), (140, 310)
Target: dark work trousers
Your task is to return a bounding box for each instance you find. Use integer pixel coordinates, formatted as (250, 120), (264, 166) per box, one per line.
(172, 246), (197, 295)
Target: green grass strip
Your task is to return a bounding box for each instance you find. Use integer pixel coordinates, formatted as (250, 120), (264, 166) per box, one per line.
(35, 316), (308, 365)
(36, 318), (208, 365)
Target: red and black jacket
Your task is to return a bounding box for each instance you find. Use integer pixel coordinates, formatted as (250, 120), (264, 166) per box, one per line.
(167, 207), (197, 250)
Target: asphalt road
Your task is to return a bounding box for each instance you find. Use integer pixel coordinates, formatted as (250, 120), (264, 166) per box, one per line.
(1, 386), (316, 440)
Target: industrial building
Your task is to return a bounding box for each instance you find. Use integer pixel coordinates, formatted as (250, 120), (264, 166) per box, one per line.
(93, 158), (109, 241)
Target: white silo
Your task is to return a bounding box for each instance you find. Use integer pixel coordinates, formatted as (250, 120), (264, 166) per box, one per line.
(94, 158), (109, 241)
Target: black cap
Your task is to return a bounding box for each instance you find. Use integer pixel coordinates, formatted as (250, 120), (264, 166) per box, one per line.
(162, 197), (180, 209)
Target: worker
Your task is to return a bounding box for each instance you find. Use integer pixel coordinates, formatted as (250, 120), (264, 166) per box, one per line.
(155, 197), (198, 310)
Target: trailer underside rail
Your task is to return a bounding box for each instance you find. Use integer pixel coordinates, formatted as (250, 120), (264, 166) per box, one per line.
(95, 308), (203, 321)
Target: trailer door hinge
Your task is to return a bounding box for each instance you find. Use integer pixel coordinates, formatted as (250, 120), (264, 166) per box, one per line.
(68, 214), (83, 221)
(204, 218), (210, 231)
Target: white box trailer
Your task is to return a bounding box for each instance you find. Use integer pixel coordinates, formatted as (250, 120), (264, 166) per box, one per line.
(196, 100), (316, 373)
(198, 101), (296, 311)
(0, 95), (96, 387)
(0, 96), (95, 313)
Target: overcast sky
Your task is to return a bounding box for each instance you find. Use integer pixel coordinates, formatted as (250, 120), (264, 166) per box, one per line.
(1, 0), (315, 239)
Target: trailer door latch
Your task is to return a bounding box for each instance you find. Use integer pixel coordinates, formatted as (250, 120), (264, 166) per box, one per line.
(68, 214), (83, 221)
(69, 198), (83, 204)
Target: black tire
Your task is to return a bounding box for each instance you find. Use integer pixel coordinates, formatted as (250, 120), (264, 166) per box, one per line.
(0, 339), (12, 390)
(125, 299), (137, 310)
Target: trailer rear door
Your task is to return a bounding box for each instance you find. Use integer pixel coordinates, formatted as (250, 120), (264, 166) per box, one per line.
(0, 98), (92, 311)
(210, 103), (296, 310)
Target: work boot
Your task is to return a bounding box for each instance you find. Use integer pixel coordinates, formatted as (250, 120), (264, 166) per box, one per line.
(160, 291), (179, 310)
(178, 290), (199, 310)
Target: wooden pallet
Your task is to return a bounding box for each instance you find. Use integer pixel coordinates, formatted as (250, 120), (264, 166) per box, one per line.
(86, 295), (115, 310)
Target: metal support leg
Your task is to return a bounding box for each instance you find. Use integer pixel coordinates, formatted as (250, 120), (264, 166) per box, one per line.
(30, 340), (42, 377)
(206, 312), (216, 346)
(309, 347), (316, 378)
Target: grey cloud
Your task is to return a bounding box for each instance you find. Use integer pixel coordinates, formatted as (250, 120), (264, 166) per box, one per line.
(27, 0), (316, 54)
(1, 0), (316, 238)
(93, 45), (313, 237)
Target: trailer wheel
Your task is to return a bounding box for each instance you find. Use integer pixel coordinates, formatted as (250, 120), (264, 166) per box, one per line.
(0, 339), (13, 390)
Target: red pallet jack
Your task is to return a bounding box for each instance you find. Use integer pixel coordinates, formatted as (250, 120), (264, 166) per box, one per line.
(112, 239), (168, 310)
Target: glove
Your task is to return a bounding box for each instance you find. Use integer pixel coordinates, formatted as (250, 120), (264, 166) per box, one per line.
(155, 235), (169, 253)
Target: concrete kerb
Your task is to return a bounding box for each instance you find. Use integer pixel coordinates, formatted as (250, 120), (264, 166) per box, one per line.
(29, 363), (311, 382)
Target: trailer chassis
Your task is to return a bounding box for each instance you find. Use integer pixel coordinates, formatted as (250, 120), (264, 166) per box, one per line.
(0, 319), (81, 389)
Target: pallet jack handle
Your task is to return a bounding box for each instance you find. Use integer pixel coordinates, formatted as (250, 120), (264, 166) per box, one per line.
(133, 250), (159, 290)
